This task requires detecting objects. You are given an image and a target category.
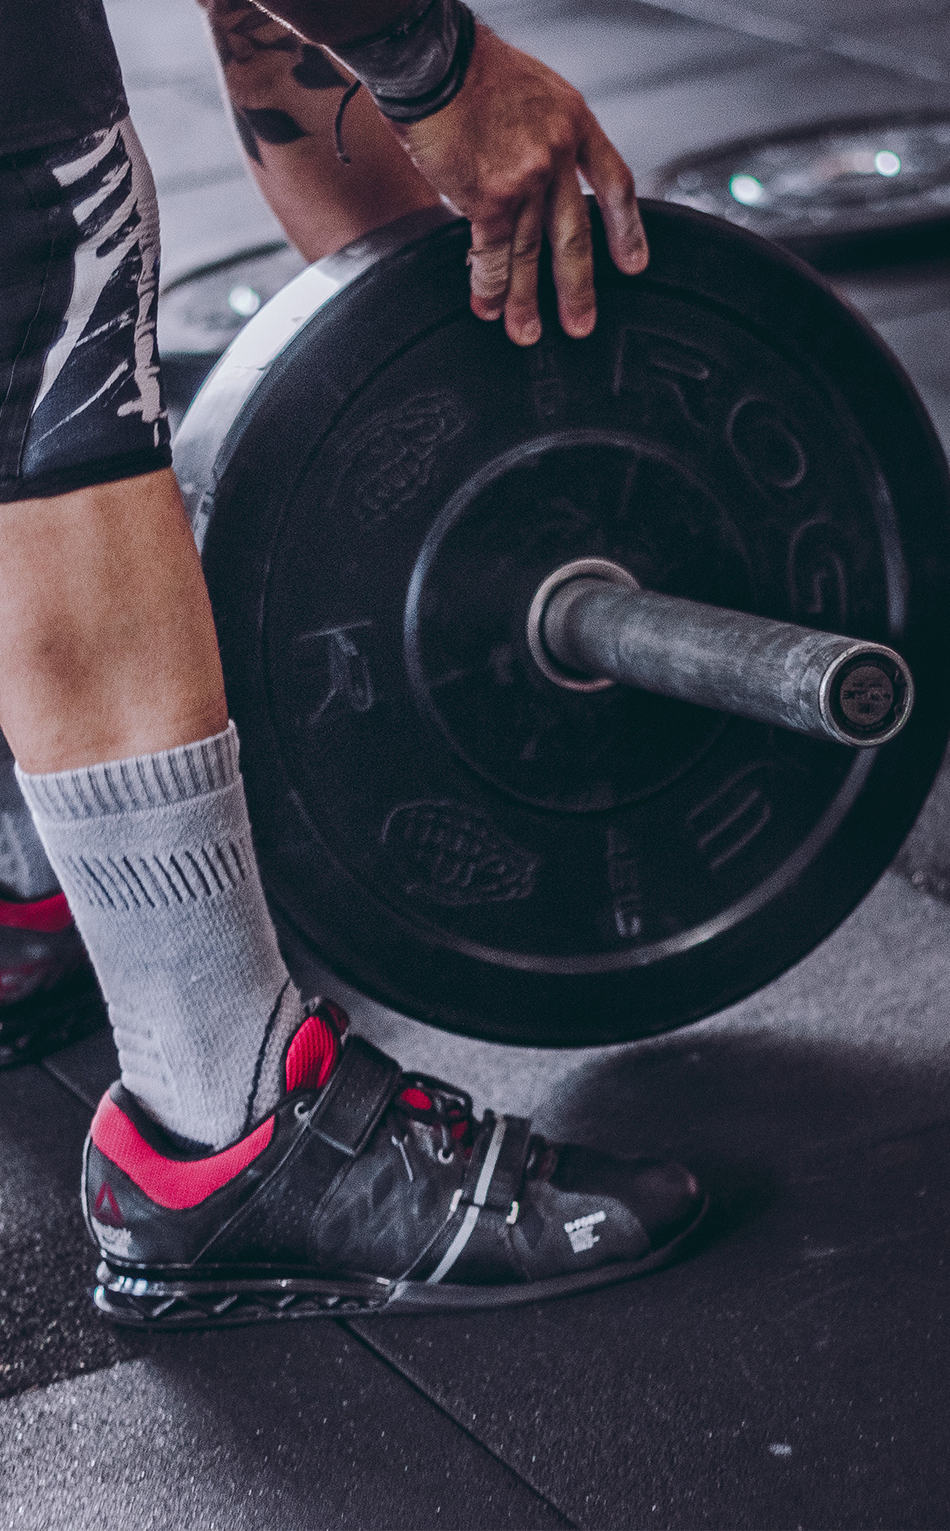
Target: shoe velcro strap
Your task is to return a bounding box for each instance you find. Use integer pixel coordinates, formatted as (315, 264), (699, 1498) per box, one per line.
(308, 1035), (402, 1157)
(459, 1112), (533, 1215)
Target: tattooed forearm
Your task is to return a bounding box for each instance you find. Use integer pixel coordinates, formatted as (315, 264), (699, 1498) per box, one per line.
(199, 0), (349, 161)
(292, 45), (349, 88)
(201, 0), (346, 85)
(232, 107), (300, 162)
(195, 0), (439, 262)
(202, 0), (296, 69)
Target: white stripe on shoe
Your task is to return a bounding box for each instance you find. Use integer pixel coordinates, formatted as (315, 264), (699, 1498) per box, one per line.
(427, 1115), (508, 1285)
(473, 1113), (508, 1206)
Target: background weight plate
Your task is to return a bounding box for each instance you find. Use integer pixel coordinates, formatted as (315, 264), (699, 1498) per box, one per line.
(180, 201), (950, 1046)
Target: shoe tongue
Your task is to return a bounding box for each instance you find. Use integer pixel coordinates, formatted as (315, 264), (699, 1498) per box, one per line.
(284, 1001), (348, 1092)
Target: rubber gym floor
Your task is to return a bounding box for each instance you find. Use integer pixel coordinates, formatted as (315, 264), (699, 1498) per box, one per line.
(4, 2), (950, 1527)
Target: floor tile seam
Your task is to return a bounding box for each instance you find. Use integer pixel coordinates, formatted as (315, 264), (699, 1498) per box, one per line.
(656, 1108), (950, 1179)
(342, 1321), (578, 1530)
(39, 1061), (97, 1115)
(862, 1106), (950, 1146)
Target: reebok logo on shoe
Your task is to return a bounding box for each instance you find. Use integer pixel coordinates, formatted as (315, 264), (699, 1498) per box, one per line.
(92, 1182), (133, 1258)
(564, 1209), (605, 1253)
(94, 1182), (124, 1228)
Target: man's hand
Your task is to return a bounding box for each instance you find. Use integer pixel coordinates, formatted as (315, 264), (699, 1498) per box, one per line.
(394, 25), (648, 346)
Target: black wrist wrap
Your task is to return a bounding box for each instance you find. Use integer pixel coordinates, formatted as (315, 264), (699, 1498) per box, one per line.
(331, 0), (477, 124)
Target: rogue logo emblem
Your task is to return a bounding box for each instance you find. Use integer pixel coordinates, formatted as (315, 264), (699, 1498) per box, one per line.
(564, 1209), (606, 1253)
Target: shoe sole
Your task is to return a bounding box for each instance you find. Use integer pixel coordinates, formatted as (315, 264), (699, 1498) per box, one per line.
(92, 1195), (710, 1328)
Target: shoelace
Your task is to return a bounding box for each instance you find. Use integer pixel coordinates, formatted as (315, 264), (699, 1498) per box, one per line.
(395, 1074), (475, 1163)
(394, 1076), (555, 1180)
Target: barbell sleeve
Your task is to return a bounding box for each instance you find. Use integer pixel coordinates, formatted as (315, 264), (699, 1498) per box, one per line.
(537, 571), (914, 747)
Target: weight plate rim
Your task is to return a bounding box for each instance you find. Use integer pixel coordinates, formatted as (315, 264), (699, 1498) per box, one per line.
(174, 203), (459, 551)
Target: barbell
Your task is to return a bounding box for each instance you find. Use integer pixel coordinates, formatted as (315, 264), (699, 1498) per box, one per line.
(528, 558), (911, 745)
(174, 200), (950, 1046)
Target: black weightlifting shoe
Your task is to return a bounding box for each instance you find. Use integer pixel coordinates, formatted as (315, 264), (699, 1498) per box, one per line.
(84, 1002), (707, 1327)
(0, 891), (105, 1067)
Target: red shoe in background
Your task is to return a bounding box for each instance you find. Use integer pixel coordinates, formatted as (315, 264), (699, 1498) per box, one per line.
(0, 891), (105, 1066)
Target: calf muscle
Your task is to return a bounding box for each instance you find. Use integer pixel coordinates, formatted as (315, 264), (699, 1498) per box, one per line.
(0, 471), (227, 772)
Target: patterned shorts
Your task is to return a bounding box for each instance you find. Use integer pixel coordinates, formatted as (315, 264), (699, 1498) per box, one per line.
(0, 117), (172, 502)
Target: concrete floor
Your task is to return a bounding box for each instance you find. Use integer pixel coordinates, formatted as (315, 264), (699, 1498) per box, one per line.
(4, 1), (950, 1527)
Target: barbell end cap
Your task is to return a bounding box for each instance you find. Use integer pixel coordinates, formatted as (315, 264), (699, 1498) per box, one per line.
(818, 644), (915, 747)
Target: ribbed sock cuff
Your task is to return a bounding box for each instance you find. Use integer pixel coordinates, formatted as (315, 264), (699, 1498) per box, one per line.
(15, 721), (303, 1147)
(16, 723), (240, 822)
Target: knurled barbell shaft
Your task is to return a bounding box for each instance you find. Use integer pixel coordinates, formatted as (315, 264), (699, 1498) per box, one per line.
(539, 573), (914, 746)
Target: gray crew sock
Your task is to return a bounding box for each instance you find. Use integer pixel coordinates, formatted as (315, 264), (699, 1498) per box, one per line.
(0, 732), (58, 900)
(17, 724), (304, 1150)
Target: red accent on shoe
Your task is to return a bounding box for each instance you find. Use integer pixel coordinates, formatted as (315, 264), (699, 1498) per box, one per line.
(318, 998), (349, 1036)
(90, 1095), (274, 1211)
(0, 891), (72, 933)
(400, 1086), (433, 1112)
(285, 1011), (339, 1092)
(93, 1182), (125, 1228)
